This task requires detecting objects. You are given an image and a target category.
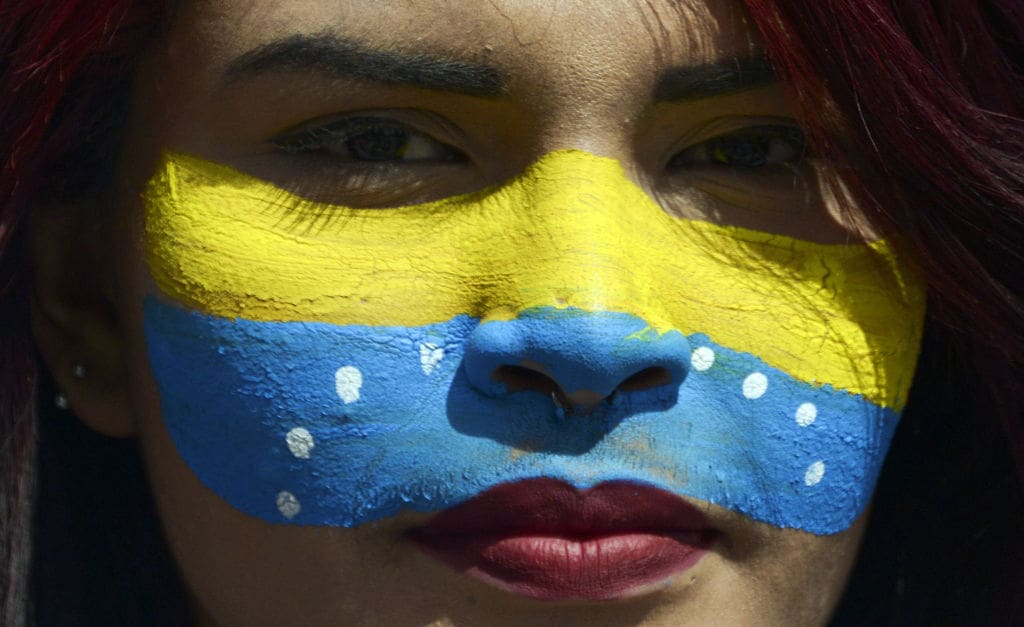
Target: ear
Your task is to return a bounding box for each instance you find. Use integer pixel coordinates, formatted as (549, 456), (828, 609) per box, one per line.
(29, 202), (136, 437)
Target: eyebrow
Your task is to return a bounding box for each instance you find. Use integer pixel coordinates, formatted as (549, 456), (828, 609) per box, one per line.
(224, 34), (504, 98)
(653, 56), (777, 101)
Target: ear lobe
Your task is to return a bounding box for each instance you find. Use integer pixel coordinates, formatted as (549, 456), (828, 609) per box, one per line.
(29, 203), (136, 437)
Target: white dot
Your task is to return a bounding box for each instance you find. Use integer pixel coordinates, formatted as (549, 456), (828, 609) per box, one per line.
(285, 427), (314, 459)
(691, 347), (715, 372)
(804, 461), (826, 486)
(742, 372), (768, 399)
(795, 402), (818, 427)
(419, 342), (445, 375)
(276, 491), (301, 519)
(335, 366), (363, 404)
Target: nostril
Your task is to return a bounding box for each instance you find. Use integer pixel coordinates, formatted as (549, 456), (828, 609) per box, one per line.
(493, 364), (676, 411)
(493, 365), (569, 406)
(618, 366), (673, 392)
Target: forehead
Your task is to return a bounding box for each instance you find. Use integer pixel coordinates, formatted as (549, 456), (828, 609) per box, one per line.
(128, 0), (778, 192)
(166, 0), (761, 88)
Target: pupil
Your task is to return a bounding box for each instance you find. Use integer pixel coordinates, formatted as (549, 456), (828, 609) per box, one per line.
(346, 127), (410, 161)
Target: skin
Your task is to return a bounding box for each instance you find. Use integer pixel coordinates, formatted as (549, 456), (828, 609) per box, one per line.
(29, 0), (878, 625)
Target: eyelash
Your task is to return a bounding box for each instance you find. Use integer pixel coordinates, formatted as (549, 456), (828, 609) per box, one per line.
(668, 124), (807, 169)
(272, 117), (807, 171)
(272, 117), (465, 164)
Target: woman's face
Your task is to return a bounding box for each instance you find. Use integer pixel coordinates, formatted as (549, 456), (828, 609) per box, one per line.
(36, 0), (926, 625)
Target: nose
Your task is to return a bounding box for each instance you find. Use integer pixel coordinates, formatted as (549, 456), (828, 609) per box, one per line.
(462, 308), (691, 413)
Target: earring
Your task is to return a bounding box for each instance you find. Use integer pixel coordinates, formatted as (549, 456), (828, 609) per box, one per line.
(55, 362), (87, 410)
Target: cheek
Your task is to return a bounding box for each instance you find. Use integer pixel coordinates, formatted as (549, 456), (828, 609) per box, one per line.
(705, 511), (870, 624)
(128, 408), (410, 625)
(138, 149), (925, 536)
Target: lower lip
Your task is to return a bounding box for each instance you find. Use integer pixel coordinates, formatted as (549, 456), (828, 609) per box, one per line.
(412, 530), (712, 601)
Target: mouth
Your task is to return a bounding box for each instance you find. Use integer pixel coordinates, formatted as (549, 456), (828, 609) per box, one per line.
(406, 478), (717, 601)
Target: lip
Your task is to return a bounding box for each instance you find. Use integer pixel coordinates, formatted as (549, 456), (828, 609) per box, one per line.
(407, 478), (717, 601)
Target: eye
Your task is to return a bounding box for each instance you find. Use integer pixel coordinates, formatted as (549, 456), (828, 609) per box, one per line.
(669, 125), (807, 169)
(272, 116), (466, 164)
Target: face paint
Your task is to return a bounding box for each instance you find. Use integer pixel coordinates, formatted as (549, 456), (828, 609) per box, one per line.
(142, 150), (925, 534)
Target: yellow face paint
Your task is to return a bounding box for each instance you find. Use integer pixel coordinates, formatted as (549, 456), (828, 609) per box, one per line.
(146, 150), (924, 409)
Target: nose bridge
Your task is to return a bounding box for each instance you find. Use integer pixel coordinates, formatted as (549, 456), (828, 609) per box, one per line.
(461, 151), (690, 411)
(474, 150), (665, 323)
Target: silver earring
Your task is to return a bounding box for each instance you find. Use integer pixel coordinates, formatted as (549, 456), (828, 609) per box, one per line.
(54, 392), (69, 410)
(71, 362), (88, 380)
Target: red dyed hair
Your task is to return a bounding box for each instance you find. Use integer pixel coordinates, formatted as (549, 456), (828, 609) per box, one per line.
(0, 1), (163, 621)
(1, 1), (1021, 624)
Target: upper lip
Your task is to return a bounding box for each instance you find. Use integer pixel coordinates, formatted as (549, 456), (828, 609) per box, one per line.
(407, 477), (716, 538)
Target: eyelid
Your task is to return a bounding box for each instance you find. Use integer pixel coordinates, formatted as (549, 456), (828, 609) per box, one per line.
(269, 109), (469, 155)
(666, 116), (803, 153)
(666, 119), (808, 169)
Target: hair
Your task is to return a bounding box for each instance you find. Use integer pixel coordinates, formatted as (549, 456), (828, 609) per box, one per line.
(1, 1), (1021, 625)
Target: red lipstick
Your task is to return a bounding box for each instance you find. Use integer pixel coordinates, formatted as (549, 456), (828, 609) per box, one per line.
(407, 479), (716, 601)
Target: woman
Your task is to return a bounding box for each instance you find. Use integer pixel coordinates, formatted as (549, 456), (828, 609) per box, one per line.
(1, 0), (1021, 625)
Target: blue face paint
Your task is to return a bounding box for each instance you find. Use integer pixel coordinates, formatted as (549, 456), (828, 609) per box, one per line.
(141, 151), (925, 536)
(144, 297), (898, 534)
